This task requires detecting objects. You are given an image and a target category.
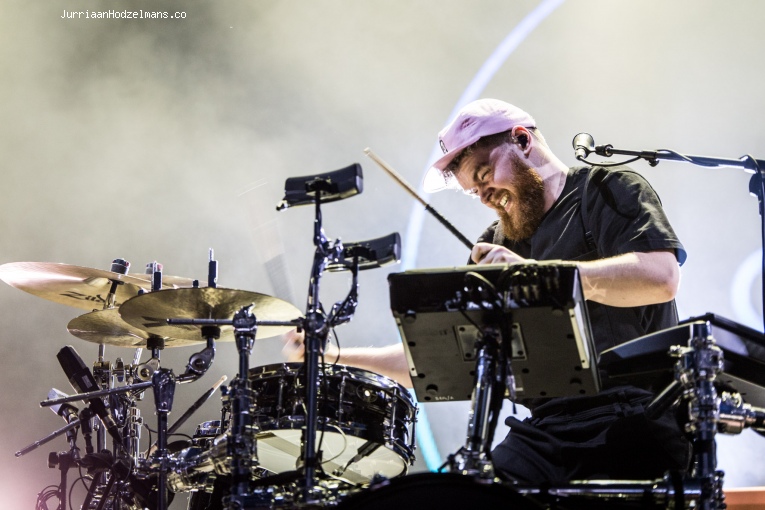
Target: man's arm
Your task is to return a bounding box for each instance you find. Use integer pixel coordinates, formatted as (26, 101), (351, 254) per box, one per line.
(577, 250), (679, 306)
(282, 329), (412, 387)
(471, 243), (679, 307)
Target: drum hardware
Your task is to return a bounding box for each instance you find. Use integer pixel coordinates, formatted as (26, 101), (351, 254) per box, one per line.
(274, 164), (402, 506)
(15, 407), (84, 458)
(169, 375), (228, 436)
(665, 322), (725, 510)
(605, 319), (765, 510)
(39, 332), (220, 510)
(167, 306), (269, 509)
(443, 327), (506, 478)
(514, 474), (704, 508)
(390, 263), (598, 478)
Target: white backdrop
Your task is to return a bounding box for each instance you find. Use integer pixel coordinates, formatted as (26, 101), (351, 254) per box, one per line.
(1, 1), (764, 507)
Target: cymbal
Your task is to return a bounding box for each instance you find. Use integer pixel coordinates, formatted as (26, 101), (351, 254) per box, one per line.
(128, 273), (197, 289)
(119, 287), (301, 341)
(67, 309), (203, 348)
(0, 262), (196, 311)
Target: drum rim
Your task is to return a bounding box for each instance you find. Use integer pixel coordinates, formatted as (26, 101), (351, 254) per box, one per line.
(247, 362), (416, 407)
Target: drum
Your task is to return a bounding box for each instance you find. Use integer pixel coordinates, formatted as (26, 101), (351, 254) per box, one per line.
(168, 421), (228, 494)
(249, 363), (417, 484)
(336, 473), (542, 509)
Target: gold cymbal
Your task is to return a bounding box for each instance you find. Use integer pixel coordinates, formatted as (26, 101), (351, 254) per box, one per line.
(67, 309), (203, 348)
(128, 273), (197, 289)
(119, 287), (301, 341)
(0, 262), (196, 310)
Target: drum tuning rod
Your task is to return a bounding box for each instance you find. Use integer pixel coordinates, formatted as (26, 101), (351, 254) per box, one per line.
(364, 148), (474, 251)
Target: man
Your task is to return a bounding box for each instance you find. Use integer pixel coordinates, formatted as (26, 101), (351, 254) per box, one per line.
(284, 98), (690, 483)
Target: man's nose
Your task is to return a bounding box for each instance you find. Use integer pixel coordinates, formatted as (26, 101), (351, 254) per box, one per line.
(479, 185), (493, 205)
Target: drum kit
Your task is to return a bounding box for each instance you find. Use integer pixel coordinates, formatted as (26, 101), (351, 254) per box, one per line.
(7, 163), (765, 510)
(9, 164), (416, 510)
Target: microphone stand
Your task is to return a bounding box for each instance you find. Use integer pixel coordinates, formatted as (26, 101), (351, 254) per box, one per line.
(578, 139), (765, 333)
(15, 419), (81, 458)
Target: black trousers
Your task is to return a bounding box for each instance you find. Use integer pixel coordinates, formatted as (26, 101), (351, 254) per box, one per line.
(491, 386), (691, 484)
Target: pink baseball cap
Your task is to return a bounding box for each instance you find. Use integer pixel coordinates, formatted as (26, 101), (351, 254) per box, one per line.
(423, 99), (536, 193)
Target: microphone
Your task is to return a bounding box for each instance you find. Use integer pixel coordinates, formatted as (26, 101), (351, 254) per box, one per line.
(47, 388), (80, 423)
(572, 132), (595, 161)
(57, 345), (123, 445)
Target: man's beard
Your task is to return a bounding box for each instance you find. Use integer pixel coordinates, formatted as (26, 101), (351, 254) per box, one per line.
(498, 156), (546, 242)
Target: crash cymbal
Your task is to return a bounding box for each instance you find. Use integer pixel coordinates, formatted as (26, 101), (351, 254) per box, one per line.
(119, 287), (301, 341)
(0, 262), (197, 311)
(0, 262), (150, 310)
(67, 309), (203, 348)
(129, 273), (197, 289)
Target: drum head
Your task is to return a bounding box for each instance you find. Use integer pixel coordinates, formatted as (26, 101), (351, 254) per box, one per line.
(337, 473), (543, 510)
(256, 429), (408, 484)
(249, 363), (416, 484)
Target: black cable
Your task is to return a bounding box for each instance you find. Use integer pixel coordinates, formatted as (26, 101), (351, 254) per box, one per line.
(329, 327), (341, 367)
(69, 472), (90, 510)
(144, 423), (153, 452)
(655, 149), (720, 167)
(35, 485), (59, 510)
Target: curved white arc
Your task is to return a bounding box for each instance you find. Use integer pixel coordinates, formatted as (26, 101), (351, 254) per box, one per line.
(731, 249), (764, 331)
(401, 0), (566, 472)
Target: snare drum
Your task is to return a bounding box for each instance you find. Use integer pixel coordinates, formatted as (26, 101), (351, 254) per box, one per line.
(249, 363), (417, 484)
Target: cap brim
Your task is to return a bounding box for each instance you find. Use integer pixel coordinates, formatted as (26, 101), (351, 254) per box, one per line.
(423, 166), (449, 193)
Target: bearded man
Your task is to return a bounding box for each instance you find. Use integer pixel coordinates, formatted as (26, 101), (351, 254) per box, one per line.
(284, 98), (690, 483)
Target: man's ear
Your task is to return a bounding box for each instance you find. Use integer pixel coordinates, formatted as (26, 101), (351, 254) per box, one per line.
(512, 125), (532, 154)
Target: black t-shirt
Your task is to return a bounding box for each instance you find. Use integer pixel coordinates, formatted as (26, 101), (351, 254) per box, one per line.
(476, 165), (686, 356)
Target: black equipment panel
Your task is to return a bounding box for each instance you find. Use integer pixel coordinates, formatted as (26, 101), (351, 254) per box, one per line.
(388, 263), (600, 402)
(600, 313), (765, 407)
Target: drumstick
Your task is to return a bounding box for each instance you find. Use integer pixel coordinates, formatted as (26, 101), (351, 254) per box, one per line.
(167, 375), (227, 435)
(363, 148), (475, 251)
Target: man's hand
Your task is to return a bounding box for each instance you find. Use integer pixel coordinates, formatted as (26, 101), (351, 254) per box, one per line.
(280, 328), (339, 362)
(281, 328), (306, 362)
(471, 242), (526, 264)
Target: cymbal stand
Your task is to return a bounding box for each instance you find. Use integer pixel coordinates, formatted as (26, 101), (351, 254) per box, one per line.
(299, 191), (371, 504)
(225, 307), (260, 509)
(171, 308), (260, 510)
(147, 330), (218, 510)
(276, 165), (399, 504)
(168, 313), (302, 509)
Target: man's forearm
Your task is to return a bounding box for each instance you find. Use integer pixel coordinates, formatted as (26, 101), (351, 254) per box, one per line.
(578, 250), (679, 307)
(331, 343), (412, 388)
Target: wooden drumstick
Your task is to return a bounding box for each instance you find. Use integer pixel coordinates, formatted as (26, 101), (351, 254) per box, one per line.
(363, 148), (475, 251)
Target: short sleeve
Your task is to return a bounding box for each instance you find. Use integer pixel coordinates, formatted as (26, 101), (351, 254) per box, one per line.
(585, 167), (686, 265)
